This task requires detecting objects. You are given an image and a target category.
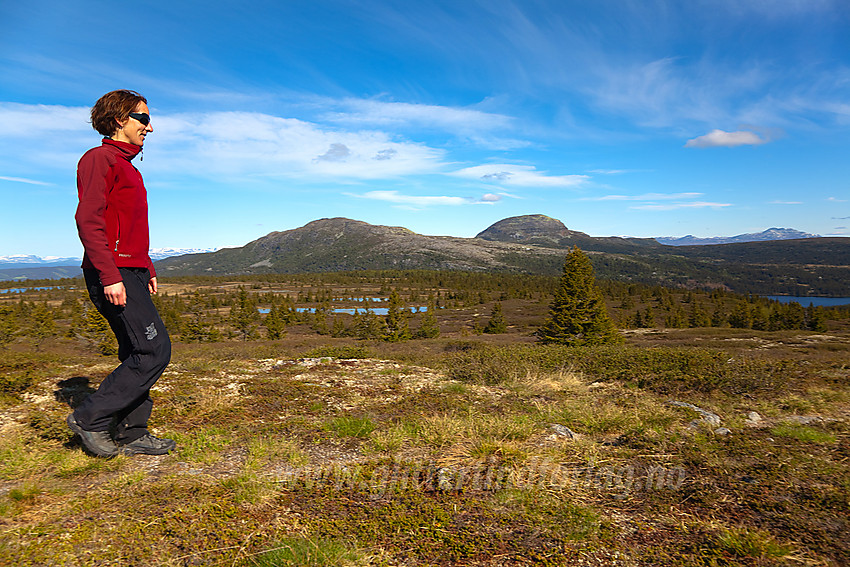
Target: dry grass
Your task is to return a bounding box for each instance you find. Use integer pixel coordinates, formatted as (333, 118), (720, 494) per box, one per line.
(1, 325), (848, 565)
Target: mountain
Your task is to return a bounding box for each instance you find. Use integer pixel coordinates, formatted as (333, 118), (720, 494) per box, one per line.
(0, 249), (218, 282)
(148, 247), (220, 261)
(655, 228), (820, 246)
(156, 217), (567, 276)
(155, 216), (850, 296)
(476, 214), (662, 253)
(0, 266), (83, 282)
(0, 255), (81, 268)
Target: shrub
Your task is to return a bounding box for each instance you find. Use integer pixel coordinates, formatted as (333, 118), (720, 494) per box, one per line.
(442, 343), (796, 394)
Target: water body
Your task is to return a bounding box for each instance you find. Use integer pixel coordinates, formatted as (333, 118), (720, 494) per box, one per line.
(258, 307), (427, 315)
(764, 296), (850, 308)
(0, 286), (66, 294)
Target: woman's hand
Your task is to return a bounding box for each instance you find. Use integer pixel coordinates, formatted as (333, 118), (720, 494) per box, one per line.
(149, 277), (158, 294)
(104, 281), (127, 306)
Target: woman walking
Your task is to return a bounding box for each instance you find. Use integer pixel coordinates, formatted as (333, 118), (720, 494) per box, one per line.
(68, 89), (174, 457)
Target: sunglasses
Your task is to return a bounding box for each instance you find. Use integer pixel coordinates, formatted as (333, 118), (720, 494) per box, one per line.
(128, 112), (151, 126)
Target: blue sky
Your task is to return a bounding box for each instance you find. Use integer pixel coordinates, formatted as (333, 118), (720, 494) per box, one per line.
(1, 0), (849, 258)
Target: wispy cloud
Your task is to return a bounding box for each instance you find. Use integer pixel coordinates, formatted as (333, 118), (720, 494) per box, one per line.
(0, 176), (53, 186)
(587, 192), (703, 202)
(586, 169), (647, 175)
(348, 190), (497, 208)
(685, 129), (768, 148)
(451, 164), (588, 188)
(0, 102), (89, 136)
(325, 98), (514, 131)
(631, 202), (732, 211)
(322, 98), (526, 150)
(587, 191), (730, 210)
(770, 200), (803, 205)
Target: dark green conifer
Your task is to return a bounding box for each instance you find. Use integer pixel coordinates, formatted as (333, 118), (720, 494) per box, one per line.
(0, 304), (18, 349)
(483, 301), (508, 334)
(414, 297), (440, 339)
(230, 286), (260, 340)
(383, 290), (411, 342)
(264, 301), (288, 340)
(536, 247), (621, 346)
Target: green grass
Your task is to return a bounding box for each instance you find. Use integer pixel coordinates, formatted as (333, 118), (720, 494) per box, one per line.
(248, 537), (367, 567)
(323, 416), (377, 438)
(770, 423), (837, 443)
(171, 425), (234, 463)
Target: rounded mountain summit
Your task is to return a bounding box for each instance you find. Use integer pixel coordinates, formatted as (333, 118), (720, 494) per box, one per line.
(476, 215), (580, 245)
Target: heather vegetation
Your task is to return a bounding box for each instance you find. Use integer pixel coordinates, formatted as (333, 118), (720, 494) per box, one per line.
(0, 270), (848, 565)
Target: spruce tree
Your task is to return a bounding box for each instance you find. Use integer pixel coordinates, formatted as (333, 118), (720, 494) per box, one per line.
(483, 301), (508, 334)
(536, 247), (620, 346)
(80, 303), (117, 355)
(230, 287), (260, 340)
(414, 297), (440, 339)
(264, 301), (288, 339)
(383, 289), (411, 342)
(0, 304), (17, 349)
(28, 301), (56, 350)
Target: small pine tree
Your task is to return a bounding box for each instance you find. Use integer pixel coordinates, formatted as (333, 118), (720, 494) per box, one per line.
(0, 304), (17, 349)
(28, 301), (56, 350)
(80, 303), (117, 355)
(414, 298), (440, 339)
(483, 301), (508, 334)
(183, 292), (219, 342)
(330, 316), (348, 338)
(688, 301), (711, 328)
(383, 290), (411, 342)
(807, 304), (828, 332)
(728, 300), (753, 329)
(536, 247), (621, 346)
(230, 287), (260, 341)
(353, 305), (385, 340)
(264, 302), (288, 339)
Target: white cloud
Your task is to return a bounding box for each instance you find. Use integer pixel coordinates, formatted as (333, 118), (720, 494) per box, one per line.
(770, 200), (803, 205)
(347, 191), (486, 208)
(685, 129), (767, 148)
(145, 111), (447, 180)
(587, 169), (644, 175)
(0, 102), (90, 136)
(451, 164), (588, 188)
(589, 192), (703, 201)
(631, 202), (732, 211)
(327, 98), (514, 130)
(322, 98), (528, 150)
(0, 176), (53, 186)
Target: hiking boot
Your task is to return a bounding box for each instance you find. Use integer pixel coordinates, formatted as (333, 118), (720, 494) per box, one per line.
(67, 413), (118, 458)
(118, 433), (176, 456)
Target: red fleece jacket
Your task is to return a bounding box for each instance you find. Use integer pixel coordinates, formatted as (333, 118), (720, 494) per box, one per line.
(75, 139), (155, 287)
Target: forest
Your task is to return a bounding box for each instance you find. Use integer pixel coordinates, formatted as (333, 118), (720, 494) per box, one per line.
(1, 270), (848, 353)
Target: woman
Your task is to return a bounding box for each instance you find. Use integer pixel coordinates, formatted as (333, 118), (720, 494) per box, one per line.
(68, 89), (174, 457)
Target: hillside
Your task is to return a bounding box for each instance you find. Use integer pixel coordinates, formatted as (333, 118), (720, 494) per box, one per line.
(155, 217), (566, 276)
(154, 216), (850, 296)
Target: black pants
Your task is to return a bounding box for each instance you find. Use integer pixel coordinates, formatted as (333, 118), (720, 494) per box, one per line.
(74, 267), (171, 443)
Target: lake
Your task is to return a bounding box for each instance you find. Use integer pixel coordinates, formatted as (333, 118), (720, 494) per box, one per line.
(764, 296), (850, 307)
(259, 307), (428, 315)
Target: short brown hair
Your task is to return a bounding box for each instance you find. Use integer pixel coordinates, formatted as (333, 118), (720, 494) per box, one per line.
(90, 90), (148, 137)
